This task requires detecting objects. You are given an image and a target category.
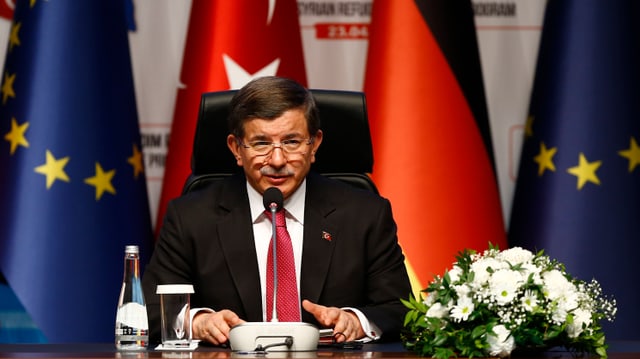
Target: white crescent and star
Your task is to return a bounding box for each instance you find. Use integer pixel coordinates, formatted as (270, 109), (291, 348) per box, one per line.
(177, 0), (282, 91)
(223, 0), (280, 89)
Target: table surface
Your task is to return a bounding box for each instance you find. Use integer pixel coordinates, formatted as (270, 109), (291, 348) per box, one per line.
(0, 342), (638, 359)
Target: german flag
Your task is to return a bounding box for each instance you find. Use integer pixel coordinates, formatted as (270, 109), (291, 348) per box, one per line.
(364, 0), (506, 294)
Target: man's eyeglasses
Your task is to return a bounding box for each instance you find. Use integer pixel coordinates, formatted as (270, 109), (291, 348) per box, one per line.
(238, 138), (313, 156)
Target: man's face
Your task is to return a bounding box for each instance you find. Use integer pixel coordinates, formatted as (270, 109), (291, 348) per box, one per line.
(227, 109), (323, 199)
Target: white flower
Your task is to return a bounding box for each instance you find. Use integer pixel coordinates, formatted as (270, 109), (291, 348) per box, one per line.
(551, 303), (568, 324)
(487, 324), (515, 357)
(447, 265), (463, 283)
(425, 302), (449, 319)
(542, 270), (573, 300)
(423, 292), (437, 306)
(550, 290), (579, 324)
(453, 283), (471, 299)
(521, 290), (539, 312)
(567, 308), (592, 338)
(519, 262), (542, 283)
(560, 290), (579, 312)
(470, 257), (504, 286)
(498, 247), (534, 265)
(451, 296), (474, 322)
(489, 269), (524, 305)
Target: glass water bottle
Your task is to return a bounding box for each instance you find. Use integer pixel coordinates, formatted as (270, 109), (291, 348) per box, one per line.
(115, 245), (149, 350)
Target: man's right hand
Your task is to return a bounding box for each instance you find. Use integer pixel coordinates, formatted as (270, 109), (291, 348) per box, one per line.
(192, 310), (245, 345)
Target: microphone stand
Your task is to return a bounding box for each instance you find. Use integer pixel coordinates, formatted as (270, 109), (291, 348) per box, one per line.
(269, 203), (279, 323)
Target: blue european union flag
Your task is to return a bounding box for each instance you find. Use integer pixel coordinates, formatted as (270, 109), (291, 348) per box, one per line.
(509, 0), (640, 341)
(0, 0), (152, 342)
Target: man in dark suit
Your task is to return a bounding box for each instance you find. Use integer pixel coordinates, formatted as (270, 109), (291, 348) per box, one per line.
(142, 76), (411, 346)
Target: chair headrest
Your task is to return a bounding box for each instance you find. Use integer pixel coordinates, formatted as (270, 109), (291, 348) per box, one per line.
(190, 89), (374, 176)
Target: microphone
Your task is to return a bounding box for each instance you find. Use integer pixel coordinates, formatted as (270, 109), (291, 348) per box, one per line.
(228, 187), (319, 352)
(263, 187), (283, 322)
(263, 186), (283, 212)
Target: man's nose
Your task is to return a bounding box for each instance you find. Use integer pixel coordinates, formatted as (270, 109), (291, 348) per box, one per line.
(266, 146), (287, 166)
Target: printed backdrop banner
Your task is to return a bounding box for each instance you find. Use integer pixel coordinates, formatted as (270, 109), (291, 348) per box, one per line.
(0, 0), (550, 343)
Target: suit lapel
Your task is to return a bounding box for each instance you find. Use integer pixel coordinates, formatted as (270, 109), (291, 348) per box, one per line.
(300, 174), (339, 307)
(216, 175), (264, 321)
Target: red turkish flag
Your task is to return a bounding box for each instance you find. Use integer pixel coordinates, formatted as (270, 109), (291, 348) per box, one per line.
(156, 0), (307, 233)
(0, 2), (13, 20)
(364, 0), (507, 292)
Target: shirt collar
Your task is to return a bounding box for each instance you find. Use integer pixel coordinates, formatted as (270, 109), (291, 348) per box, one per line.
(247, 179), (306, 224)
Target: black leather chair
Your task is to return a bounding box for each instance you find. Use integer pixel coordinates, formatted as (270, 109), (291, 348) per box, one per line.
(182, 89), (378, 194)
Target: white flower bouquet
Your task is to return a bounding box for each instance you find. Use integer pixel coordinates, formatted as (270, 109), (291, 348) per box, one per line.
(401, 245), (617, 358)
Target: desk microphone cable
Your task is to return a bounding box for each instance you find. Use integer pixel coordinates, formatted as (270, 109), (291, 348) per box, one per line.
(254, 336), (294, 352)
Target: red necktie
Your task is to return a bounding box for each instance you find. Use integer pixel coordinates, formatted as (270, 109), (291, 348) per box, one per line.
(265, 209), (300, 322)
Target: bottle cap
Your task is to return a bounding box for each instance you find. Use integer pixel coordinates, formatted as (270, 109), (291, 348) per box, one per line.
(125, 245), (139, 254)
(156, 284), (195, 294)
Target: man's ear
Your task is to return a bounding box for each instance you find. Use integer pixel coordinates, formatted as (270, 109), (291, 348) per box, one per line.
(227, 134), (243, 166)
(310, 130), (323, 163)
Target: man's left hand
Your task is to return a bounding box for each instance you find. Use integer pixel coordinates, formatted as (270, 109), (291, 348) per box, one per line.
(302, 299), (365, 342)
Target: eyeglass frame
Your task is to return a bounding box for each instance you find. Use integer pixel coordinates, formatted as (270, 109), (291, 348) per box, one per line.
(236, 137), (315, 156)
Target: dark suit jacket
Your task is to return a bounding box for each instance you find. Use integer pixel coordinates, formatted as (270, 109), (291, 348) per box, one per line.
(142, 172), (412, 344)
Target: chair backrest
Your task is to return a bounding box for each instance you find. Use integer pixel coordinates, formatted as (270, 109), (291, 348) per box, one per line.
(183, 89), (378, 194)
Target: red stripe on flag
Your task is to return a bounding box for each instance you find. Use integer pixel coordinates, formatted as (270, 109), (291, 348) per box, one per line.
(0, 2), (14, 20)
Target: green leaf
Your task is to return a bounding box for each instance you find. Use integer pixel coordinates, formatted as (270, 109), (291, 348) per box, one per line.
(471, 325), (486, 339)
(596, 346), (607, 358)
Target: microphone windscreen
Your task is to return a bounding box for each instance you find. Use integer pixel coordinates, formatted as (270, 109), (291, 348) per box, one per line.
(263, 187), (284, 211)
